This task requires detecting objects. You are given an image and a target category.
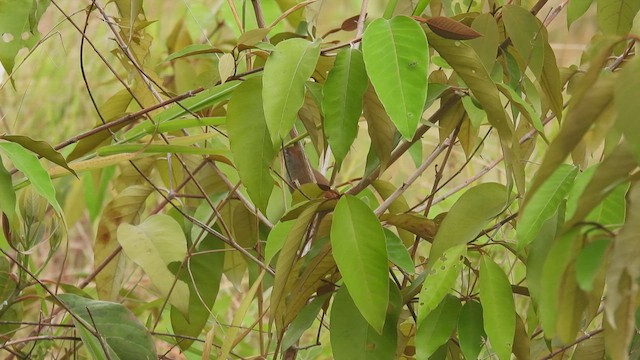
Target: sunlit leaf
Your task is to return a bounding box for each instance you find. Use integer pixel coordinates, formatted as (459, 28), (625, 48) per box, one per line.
(383, 228), (414, 274)
(2, 135), (76, 176)
(322, 48), (368, 163)
(118, 214), (190, 314)
(362, 16), (429, 139)
(263, 38), (320, 142)
(331, 195), (389, 333)
(480, 256), (515, 360)
(597, 0), (640, 36)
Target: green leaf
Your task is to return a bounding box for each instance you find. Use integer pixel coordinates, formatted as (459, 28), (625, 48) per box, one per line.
(362, 16), (429, 139)
(417, 244), (466, 324)
(58, 293), (157, 360)
(0, 158), (16, 219)
(265, 220), (295, 265)
(615, 56), (640, 161)
(496, 83), (546, 139)
(458, 300), (486, 360)
(331, 195), (389, 333)
(429, 183), (508, 263)
(502, 5), (545, 77)
(568, 0), (594, 28)
(330, 284), (400, 360)
(155, 81), (240, 123)
(227, 77), (275, 213)
(165, 44), (222, 62)
(517, 164), (577, 250)
(468, 14), (500, 73)
(0, 142), (61, 213)
(95, 185), (152, 301)
(597, 0), (640, 36)
(97, 143), (225, 157)
(263, 38), (320, 142)
(322, 48), (368, 163)
(281, 293), (330, 350)
(576, 239), (610, 292)
(480, 256), (515, 360)
(384, 229), (414, 274)
(170, 234), (225, 350)
(2, 135), (76, 176)
(0, 0), (51, 74)
(117, 214), (190, 315)
(272, 201), (322, 332)
(416, 294), (462, 359)
(412, 0), (432, 16)
(0, 256), (22, 341)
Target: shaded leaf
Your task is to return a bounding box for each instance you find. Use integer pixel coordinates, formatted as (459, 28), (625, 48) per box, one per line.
(227, 77), (275, 213)
(502, 5), (545, 77)
(117, 214), (190, 315)
(322, 48), (368, 163)
(281, 293), (330, 350)
(416, 16), (482, 40)
(330, 283), (400, 360)
(416, 294), (462, 358)
(58, 293), (156, 360)
(381, 213), (437, 241)
(576, 239), (610, 292)
(331, 195), (389, 333)
(597, 0), (640, 36)
(429, 183), (508, 263)
(218, 53), (235, 84)
(615, 55), (640, 161)
(263, 38), (321, 142)
(265, 220), (295, 265)
(364, 84), (397, 172)
(468, 13), (500, 72)
(165, 44), (223, 62)
(362, 16), (429, 139)
(568, 0), (594, 28)
(0, 158), (15, 219)
(480, 256), (515, 360)
(384, 228), (415, 274)
(458, 300), (486, 360)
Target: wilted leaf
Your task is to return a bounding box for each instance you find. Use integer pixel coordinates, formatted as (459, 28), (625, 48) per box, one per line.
(331, 195), (389, 333)
(362, 16), (429, 139)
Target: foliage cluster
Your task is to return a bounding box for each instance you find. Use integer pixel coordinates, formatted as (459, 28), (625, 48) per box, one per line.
(0, 0), (640, 359)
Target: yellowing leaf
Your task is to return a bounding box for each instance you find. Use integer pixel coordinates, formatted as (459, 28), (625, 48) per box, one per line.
(218, 53), (235, 84)
(362, 16), (429, 139)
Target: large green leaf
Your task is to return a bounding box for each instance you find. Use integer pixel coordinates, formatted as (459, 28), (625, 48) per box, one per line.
(597, 0), (640, 36)
(502, 5), (545, 77)
(117, 214), (190, 315)
(322, 48), (368, 163)
(58, 293), (156, 360)
(362, 16), (429, 139)
(227, 77), (275, 213)
(417, 244), (466, 324)
(263, 38), (320, 142)
(615, 55), (640, 161)
(458, 300), (486, 360)
(517, 164), (577, 250)
(331, 195), (389, 333)
(416, 294), (462, 359)
(468, 13), (499, 72)
(0, 0), (50, 74)
(170, 233), (224, 350)
(429, 183), (509, 263)
(330, 284), (400, 360)
(0, 142), (61, 213)
(479, 256), (515, 360)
